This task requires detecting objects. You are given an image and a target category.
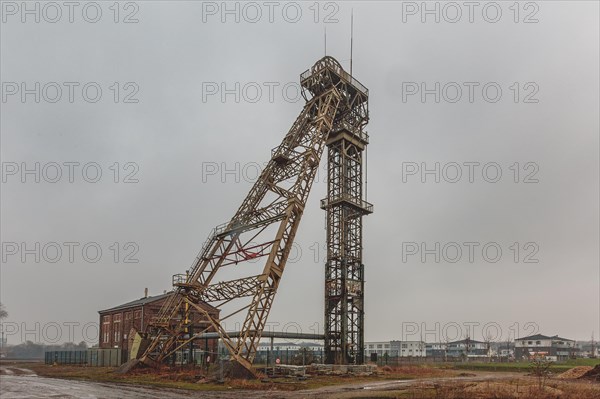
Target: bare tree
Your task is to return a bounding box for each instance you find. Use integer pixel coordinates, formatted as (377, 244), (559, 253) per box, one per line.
(443, 335), (450, 362)
(530, 356), (552, 390)
(0, 303), (7, 320)
(0, 303), (7, 355)
(463, 333), (472, 362)
(483, 331), (493, 363)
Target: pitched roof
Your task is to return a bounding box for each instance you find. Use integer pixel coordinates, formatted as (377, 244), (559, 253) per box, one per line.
(99, 292), (219, 313)
(448, 339), (485, 345)
(515, 334), (574, 342)
(99, 292), (172, 313)
(553, 336), (575, 342)
(515, 334), (552, 341)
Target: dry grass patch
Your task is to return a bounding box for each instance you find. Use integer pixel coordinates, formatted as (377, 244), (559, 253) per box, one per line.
(557, 366), (594, 379)
(379, 365), (453, 379)
(430, 380), (600, 399)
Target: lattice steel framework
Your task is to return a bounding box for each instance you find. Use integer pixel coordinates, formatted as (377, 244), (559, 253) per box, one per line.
(138, 56), (371, 376)
(321, 74), (371, 365)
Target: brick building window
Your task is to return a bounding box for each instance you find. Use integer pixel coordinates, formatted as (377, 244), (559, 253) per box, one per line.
(102, 324), (110, 343)
(102, 315), (111, 343)
(112, 313), (122, 344)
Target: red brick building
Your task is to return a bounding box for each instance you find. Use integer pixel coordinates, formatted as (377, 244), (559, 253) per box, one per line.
(98, 291), (220, 359)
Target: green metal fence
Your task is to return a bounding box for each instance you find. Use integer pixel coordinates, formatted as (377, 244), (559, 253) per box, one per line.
(87, 348), (127, 367)
(44, 348), (127, 366)
(44, 350), (87, 365)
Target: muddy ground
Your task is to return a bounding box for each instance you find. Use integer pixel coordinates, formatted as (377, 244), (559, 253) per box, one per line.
(2, 363), (599, 399)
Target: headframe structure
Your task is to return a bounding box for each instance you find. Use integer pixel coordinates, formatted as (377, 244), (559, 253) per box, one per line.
(138, 56), (371, 376)
(320, 67), (371, 365)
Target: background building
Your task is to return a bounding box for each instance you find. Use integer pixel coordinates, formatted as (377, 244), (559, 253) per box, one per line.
(390, 340), (426, 357)
(426, 339), (489, 358)
(365, 341), (392, 358)
(514, 334), (578, 361)
(365, 340), (426, 358)
(578, 340), (599, 358)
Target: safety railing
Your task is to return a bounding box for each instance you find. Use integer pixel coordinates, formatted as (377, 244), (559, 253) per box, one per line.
(300, 64), (368, 97)
(330, 121), (369, 143)
(186, 222), (230, 277)
(172, 273), (187, 286)
(320, 194), (373, 214)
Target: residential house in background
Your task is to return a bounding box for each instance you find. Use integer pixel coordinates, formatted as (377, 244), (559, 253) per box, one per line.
(514, 334), (578, 361)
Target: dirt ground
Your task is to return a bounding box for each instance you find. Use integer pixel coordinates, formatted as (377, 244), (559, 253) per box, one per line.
(2, 362), (600, 399)
(557, 366), (594, 379)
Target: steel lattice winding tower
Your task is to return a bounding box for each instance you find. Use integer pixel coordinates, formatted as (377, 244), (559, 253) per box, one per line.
(320, 64), (372, 365)
(137, 56), (372, 377)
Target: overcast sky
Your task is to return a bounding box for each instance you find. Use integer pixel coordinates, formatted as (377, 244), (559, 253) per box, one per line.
(1, 1), (598, 346)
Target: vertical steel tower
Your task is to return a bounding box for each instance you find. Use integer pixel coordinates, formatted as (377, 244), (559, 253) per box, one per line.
(321, 68), (371, 365)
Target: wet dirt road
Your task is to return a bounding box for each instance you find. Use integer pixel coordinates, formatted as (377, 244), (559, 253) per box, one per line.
(0, 366), (522, 399)
(1, 366), (235, 399)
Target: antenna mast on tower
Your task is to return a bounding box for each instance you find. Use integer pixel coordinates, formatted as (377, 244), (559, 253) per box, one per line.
(350, 9), (354, 75)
